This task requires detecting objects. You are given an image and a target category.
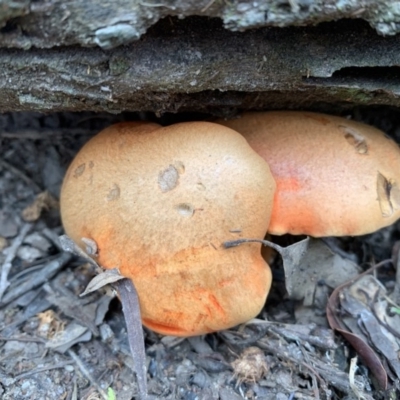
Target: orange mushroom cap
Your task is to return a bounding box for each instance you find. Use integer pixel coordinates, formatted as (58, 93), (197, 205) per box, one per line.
(60, 121), (276, 336)
(217, 111), (400, 237)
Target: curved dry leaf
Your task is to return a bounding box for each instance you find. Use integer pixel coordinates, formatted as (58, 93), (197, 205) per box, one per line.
(80, 269), (124, 296)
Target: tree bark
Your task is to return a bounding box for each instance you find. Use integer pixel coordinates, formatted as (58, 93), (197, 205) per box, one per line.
(1, 0), (400, 50)
(1, 18), (400, 114)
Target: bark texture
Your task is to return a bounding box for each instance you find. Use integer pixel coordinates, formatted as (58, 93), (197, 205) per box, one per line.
(1, 18), (400, 114)
(1, 0), (400, 50)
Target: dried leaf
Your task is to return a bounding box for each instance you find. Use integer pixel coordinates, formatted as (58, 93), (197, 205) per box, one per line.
(81, 269), (124, 296)
(0, 236), (8, 251)
(188, 351), (231, 373)
(326, 271), (388, 390)
(160, 335), (186, 348)
(59, 234), (100, 269)
(344, 275), (400, 380)
(44, 284), (99, 336)
(81, 237), (98, 256)
(359, 310), (400, 378)
(375, 299), (400, 342)
(22, 191), (59, 222)
(283, 238), (360, 305)
(188, 336), (213, 354)
(45, 321), (91, 353)
(116, 279), (148, 400)
(224, 236), (310, 278)
(225, 237), (358, 308)
(95, 295), (113, 326)
(37, 309), (64, 339)
(247, 320), (337, 351)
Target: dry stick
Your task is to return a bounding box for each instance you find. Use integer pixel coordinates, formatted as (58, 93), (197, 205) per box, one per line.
(14, 360), (75, 381)
(258, 339), (327, 394)
(67, 349), (109, 400)
(0, 159), (42, 193)
(42, 228), (66, 252)
(201, 0), (216, 12)
(392, 245), (400, 305)
(116, 279), (148, 400)
(299, 345), (321, 400)
(1, 252), (72, 306)
(0, 223), (32, 302)
(0, 128), (96, 139)
(0, 335), (45, 343)
(71, 379), (78, 400)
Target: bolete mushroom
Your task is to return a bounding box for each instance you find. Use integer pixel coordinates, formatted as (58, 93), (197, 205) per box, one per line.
(217, 111), (400, 237)
(60, 121), (276, 336)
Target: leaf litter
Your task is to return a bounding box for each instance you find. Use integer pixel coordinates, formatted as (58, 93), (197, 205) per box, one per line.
(1, 110), (400, 399)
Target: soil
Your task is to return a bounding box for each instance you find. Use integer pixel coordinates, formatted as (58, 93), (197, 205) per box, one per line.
(1, 107), (400, 400)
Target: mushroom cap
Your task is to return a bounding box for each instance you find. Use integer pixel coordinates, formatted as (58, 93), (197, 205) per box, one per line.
(60, 121), (275, 336)
(217, 111), (400, 237)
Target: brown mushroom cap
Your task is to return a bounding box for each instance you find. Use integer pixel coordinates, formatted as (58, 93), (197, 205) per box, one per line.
(60, 121), (275, 336)
(217, 111), (400, 237)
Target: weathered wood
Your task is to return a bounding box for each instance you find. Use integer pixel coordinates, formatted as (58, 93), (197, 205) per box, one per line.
(0, 0), (399, 49)
(1, 18), (400, 114)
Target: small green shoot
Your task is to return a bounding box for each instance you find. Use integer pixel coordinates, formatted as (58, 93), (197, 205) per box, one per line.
(107, 387), (116, 400)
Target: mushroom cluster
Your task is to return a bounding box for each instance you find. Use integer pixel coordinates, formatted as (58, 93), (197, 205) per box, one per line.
(217, 111), (400, 237)
(60, 121), (275, 336)
(60, 111), (400, 337)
